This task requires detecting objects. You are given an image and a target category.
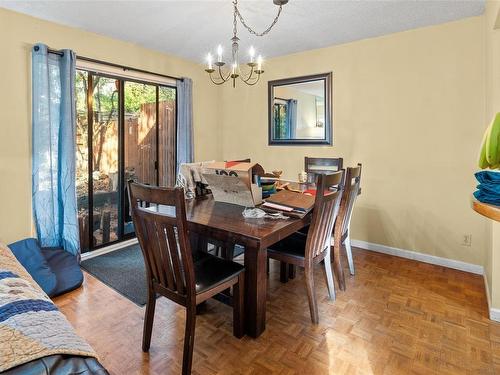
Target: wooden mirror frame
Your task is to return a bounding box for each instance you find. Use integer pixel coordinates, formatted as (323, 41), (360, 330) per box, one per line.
(268, 72), (332, 146)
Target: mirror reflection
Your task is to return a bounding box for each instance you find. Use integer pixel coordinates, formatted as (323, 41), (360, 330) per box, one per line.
(269, 73), (331, 145)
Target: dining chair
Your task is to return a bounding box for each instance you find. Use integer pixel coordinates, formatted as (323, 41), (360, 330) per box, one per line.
(304, 156), (343, 183)
(266, 171), (344, 324)
(209, 157), (250, 260)
(128, 182), (245, 375)
(333, 163), (362, 281)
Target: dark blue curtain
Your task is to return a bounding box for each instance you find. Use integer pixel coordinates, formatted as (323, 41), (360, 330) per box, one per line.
(32, 43), (79, 255)
(286, 99), (298, 138)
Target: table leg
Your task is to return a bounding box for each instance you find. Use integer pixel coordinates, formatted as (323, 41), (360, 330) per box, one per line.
(244, 245), (267, 338)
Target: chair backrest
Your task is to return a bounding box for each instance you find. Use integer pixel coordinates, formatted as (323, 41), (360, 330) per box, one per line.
(336, 164), (362, 238)
(305, 171), (344, 263)
(305, 157), (343, 183)
(128, 182), (195, 304)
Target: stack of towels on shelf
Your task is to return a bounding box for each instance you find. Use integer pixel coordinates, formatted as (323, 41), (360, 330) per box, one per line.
(474, 171), (500, 206)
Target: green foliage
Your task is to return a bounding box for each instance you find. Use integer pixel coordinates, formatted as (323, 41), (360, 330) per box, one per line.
(75, 70), (176, 115)
(125, 83), (176, 113)
(274, 103), (288, 139)
(94, 77), (118, 115)
(125, 83), (155, 113)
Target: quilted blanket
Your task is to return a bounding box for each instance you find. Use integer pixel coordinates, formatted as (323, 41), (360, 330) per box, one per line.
(0, 242), (97, 372)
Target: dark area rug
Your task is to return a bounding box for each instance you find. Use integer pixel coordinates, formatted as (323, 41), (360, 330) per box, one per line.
(80, 242), (246, 306)
(81, 244), (149, 306)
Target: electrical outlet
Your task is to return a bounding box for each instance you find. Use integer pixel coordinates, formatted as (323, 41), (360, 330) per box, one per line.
(462, 234), (472, 247)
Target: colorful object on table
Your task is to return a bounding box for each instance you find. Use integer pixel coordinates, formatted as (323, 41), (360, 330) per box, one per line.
(225, 160), (242, 169)
(276, 181), (289, 190)
(474, 170), (500, 206)
(283, 184), (303, 193)
(272, 170), (283, 179)
(303, 189), (317, 196)
(298, 171), (308, 183)
(260, 179), (277, 198)
(479, 113), (500, 169)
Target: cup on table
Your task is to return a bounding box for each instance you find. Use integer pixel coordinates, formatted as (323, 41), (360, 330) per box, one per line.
(298, 171), (308, 183)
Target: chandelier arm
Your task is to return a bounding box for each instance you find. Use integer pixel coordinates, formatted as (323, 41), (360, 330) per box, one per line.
(208, 72), (226, 85)
(218, 64), (231, 82)
(240, 66), (255, 83)
(245, 72), (261, 86)
(238, 70), (260, 86)
(235, 2), (283, 37)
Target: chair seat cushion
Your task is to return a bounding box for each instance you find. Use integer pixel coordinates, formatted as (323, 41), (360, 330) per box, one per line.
(267, 232), (308, 260)
(8, 238), (57, 296)
(193, 251), (244, 294)
(41, 247), (84, 297)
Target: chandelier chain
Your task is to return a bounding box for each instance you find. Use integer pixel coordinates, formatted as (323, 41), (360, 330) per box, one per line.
(233, 1), (238, 38)
(233, 0), (283, 37)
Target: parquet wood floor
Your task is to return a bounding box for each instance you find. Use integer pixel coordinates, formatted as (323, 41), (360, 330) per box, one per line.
(54, 248), (500, 374)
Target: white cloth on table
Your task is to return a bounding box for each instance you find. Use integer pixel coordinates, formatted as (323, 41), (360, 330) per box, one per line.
(176, 161), (215, 199)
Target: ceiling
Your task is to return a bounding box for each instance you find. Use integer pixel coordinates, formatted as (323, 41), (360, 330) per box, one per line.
(0, 0), (485, 64)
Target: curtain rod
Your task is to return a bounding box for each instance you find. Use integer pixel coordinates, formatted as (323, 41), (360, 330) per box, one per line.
(35, 46), (183, 82)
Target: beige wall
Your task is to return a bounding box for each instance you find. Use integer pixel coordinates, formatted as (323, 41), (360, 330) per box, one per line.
(220, 16), (489, 267)
(0, 7), (221, 244)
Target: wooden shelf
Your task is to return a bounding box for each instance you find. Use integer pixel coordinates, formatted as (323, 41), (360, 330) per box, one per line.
(472, 199), (500, 222)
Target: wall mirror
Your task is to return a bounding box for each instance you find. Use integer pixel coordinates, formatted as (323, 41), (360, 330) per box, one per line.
(268, 72), (332, 145)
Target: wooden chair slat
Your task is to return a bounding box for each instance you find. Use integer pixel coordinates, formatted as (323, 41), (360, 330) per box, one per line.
(156, 222), (176, 290)
(166, 225), (186, 295)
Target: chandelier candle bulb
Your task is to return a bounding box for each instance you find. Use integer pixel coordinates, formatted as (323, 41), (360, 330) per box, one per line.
(249, 46), (255, 63)
(217, 45), (223, 62)
(207, 53), (213, 70)
(257, 55), (262, 71)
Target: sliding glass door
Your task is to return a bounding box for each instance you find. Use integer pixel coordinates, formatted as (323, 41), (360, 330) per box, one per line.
(76, 70), (177, 253)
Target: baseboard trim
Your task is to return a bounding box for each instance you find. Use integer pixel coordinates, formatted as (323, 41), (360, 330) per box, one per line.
(80, 238), (138, 261)
(350, 239), (484, 275)
(482, 273), (500, 322)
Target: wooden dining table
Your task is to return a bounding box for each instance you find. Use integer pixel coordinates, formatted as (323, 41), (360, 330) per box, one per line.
(183, 195), (311, 338)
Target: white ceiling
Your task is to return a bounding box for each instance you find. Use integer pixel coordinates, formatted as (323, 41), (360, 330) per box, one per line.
(0, 0), (485, 64)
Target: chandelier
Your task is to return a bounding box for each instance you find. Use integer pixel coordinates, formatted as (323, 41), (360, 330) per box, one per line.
(204, 0), (288, 87)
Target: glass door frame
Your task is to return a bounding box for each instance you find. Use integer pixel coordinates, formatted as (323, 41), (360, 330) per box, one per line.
(80, 68), (178, 252)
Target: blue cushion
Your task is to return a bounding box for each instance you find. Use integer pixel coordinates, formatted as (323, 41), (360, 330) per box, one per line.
(41, 248), (83, 297)
(8, 238), (57, 296)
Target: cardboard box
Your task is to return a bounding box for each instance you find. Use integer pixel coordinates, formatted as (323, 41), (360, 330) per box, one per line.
(203, 161), (264, 207)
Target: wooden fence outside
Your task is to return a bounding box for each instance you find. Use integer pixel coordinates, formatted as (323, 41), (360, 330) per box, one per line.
(89, 99), (176, 188)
